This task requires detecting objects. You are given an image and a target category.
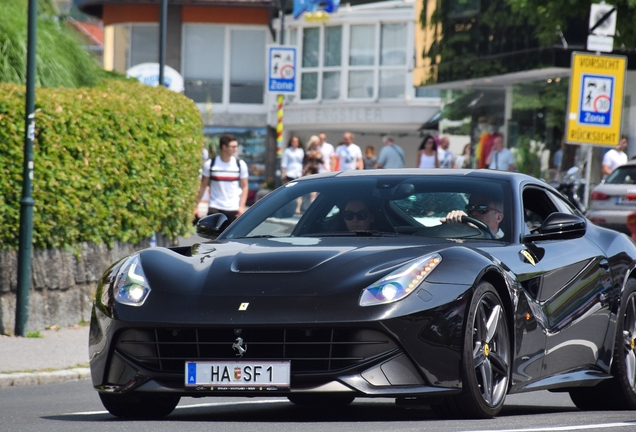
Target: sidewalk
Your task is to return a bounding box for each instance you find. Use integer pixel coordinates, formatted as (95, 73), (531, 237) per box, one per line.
(0, 325), (90, 387)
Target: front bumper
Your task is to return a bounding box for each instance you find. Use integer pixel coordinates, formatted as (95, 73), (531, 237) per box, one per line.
(89, 288), (469, 399)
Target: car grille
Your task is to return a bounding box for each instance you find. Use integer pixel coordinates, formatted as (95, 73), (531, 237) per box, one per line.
(115, 327), (398, 374)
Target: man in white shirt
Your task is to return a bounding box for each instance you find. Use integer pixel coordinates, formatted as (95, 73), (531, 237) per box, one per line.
(486, 136), (515, 171)
(317, 132), (335, 172)
(437, 136), (455, 169)
(602, 135), (628, 176)
(332, 132), (363, 171)
(195, 134), (249, 223)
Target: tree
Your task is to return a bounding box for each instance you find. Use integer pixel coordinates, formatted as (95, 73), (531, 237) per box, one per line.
(0, 0), (103, 88)
(505, 0), (636, 49)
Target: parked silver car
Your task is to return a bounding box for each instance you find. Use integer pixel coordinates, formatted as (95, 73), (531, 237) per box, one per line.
(587, 160), (636, 234)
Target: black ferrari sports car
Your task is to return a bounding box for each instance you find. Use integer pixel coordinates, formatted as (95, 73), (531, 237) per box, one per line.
(90, 169), (636, 419)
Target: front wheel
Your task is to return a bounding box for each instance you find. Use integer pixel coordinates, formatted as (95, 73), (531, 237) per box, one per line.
(431, 282), (510, 419)
(99, 393), (180, 419)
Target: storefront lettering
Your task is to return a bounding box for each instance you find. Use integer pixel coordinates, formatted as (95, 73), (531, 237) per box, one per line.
(288, 107), (382, 124)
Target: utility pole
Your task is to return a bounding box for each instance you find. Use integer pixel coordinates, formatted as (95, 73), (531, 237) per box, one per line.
(16, 0), (38, 336)
(159, 0), (168, 86)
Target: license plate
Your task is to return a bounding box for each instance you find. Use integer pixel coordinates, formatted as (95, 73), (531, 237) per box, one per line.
(616, 196), (636, 205)
(185, 361), (290, 387)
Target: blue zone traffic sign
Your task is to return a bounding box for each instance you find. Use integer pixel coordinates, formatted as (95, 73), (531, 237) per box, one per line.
(578, 74), (614, 127)
(268, 46), (297, 94)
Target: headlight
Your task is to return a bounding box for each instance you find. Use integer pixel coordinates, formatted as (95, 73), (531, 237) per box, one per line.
(359, 253), (442, 306)
(114, 254), (151, 306)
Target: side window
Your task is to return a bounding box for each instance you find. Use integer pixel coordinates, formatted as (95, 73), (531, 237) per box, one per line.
(523, 188), (559, 232)
(547, 190), (577, 215)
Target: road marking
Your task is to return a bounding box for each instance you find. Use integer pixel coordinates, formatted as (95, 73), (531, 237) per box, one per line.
(462, 420), (636, 432)
(63, 398), (289, 416)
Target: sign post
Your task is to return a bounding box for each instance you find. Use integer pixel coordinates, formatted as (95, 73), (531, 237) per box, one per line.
(267, 45), (297, 156)
(565, 52), (626, 147)
(565, 51), (627, 207)
(587, 2), (617, 52)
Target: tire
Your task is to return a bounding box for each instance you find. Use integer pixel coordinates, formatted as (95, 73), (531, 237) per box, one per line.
(99, 392), (180, 419)
(287, 394), (355, 407)
(431, 282), (510, 419)
(571, 278), (636, 411)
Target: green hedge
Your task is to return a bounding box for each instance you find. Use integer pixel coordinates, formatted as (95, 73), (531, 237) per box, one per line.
(0, 80), (203, 250)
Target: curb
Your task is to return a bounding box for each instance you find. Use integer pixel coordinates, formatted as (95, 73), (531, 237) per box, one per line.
(0, 368), (90, 388)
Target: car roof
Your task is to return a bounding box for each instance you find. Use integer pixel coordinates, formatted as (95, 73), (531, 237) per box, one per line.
(295, 168), (546, 190)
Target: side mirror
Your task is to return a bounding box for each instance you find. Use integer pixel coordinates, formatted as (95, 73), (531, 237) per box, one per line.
(524, 212), (586, 242)
(196, 213), (229, 239)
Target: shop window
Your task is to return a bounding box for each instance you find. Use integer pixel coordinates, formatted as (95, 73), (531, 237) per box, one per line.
(379, 70), (404, 98)
(302, 27), (320, 68)
(230, 30), (265, 104)
(324, 26), (342, 67)
(381, 23), (406, 66)
(349, 25), (375, 66)
(322, 71), (340, 99)
(348, 70), (374, 98)
(301, 72), (318, 99)
(129, 25), (158, 68)
(296, 21), (413, 101)
(183, 25), (224, 103)
(182, 24), (267, 105)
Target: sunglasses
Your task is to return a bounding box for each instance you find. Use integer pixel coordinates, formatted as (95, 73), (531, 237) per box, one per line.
(465, 204), (501, 214)
(343, 210), (369, 221)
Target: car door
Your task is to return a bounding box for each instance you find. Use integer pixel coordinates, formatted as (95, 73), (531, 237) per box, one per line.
(523, 186), (612, 378)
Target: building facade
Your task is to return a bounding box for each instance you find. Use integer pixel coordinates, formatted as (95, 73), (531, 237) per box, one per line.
(77, 0), (442, 179)
(273, 0), (440, 166)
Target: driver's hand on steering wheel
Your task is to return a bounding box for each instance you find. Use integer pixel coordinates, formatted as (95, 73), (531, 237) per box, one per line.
(440, 210), (467, 224)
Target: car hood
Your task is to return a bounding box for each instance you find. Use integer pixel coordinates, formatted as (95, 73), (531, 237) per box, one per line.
(139, 237), (489, 298)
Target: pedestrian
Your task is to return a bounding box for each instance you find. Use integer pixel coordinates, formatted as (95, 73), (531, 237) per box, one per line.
(486, 135), (515, 171)
(437, 136), (454, 168)
(281, 136), (305, 182)
(195, 134), (249, 223)
(454, 143), (472, 169)
(317, 132), (335, 172)
(602, 135), (628, 176)
(363, 145), (377, 170)
(418, 135), (439, 168)
(332, 132), (363, 171)
(375, 136), (405, 169)
(303, 135), (324, 175)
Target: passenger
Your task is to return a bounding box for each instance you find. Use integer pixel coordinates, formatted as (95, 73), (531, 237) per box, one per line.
(441, 193), (504, 237)
(342, 199), (375, 231)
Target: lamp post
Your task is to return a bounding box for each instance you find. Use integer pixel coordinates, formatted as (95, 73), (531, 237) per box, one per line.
(159, 0), (167, 86)
(16, 0), (38, 336)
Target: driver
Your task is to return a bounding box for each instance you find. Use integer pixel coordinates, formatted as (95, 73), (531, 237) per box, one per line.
(342, 199), (375, 231)
(441, 193), (504, 237)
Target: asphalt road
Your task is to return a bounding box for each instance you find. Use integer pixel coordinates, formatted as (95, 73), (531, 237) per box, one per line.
(3, 380), (636, 432)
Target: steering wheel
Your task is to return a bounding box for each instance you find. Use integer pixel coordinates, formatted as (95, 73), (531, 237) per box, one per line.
(461, 216), (496, 239)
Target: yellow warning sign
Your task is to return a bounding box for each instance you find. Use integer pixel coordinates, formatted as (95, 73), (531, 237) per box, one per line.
(565, 52), (627, 147)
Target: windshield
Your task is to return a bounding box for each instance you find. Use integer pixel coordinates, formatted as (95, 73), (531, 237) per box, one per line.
(221, 175), (511, 241)
(605, 165), (636, 185)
